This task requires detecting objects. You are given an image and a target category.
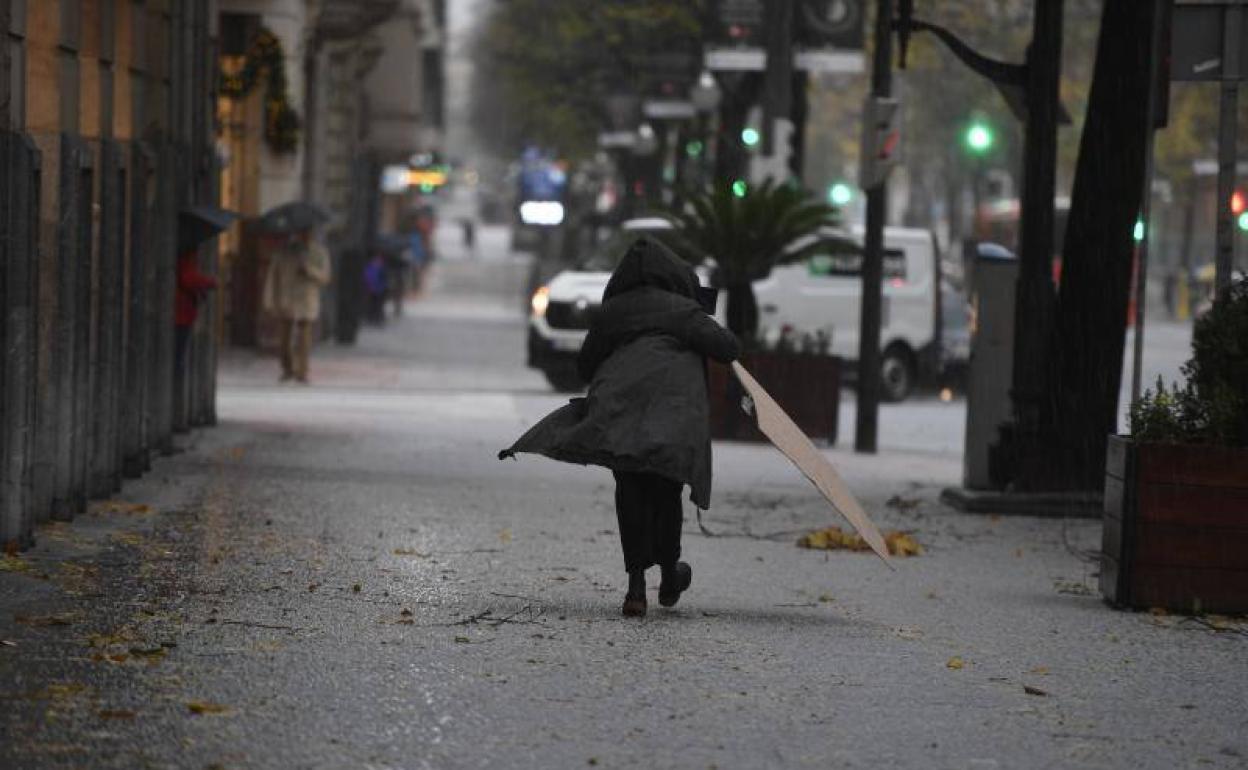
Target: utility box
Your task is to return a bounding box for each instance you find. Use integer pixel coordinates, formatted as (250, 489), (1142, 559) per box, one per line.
(963, 243), (1017, 490)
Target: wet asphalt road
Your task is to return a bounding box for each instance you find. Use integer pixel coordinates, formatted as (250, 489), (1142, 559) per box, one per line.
(1, 237), (1244, 770)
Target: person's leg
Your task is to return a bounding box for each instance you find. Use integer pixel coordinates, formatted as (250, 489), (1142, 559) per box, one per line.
(279, 317), (294, 381)
(647, 474), (684, 569)
(613, 470), (652, 616)
(647, 474), (692, 607)
(294, 320), (312, 382)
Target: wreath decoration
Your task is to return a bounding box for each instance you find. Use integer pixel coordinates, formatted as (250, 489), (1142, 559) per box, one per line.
(220, 28), (301, 155)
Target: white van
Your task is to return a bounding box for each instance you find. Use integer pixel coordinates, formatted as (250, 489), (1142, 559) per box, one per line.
(528, 220), (943, 401)
(753, 225), (942, 401)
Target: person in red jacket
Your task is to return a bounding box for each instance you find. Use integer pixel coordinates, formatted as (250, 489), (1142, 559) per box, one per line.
(175, 250), (218, 373)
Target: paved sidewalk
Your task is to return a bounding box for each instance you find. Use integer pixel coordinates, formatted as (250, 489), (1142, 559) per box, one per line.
(1, 274), (1244, 769)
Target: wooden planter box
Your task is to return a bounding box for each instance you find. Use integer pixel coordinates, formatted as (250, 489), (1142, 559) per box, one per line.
(1100, 435), (1248, 614)
(708, 352), (840, 445)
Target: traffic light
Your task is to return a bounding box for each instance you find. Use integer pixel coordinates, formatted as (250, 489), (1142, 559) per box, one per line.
(1133, 219), (1145, 242)
(963, 118), (995, 155)
(828, 182), (854, 206)
(731, 179), (748, 198)
(859, 95), (901, 190)
(741, 127), (761, 147)
(1231, 189), (1246, 216)
(685, 139), (704, 158)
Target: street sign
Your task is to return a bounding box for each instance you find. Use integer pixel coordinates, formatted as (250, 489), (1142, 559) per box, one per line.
(1172, 2), (1248, 81)
(859, 95), (901, 190)
(642, 99), (697, 120)
(705, 48), (865, 73)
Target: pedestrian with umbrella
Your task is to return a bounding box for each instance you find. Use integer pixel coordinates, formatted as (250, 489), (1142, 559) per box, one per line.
(499, 235), (740, 617)
(259, 202), (332, 384)
(175, 206), (237, 378)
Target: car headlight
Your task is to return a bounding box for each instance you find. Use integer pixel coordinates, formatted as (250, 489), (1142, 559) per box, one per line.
(531, 286), (550, 317)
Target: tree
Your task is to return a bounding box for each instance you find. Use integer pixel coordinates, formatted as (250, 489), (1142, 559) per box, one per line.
(469, 0), (706, 160)
(1021, 0), (1162, 490)
(662, 181), (847, 339)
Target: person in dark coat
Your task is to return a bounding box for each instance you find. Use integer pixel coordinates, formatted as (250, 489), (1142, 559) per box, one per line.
(499, 235), (740, 616)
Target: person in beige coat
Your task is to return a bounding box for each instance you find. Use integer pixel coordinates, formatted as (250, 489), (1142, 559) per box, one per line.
(262, 230), (331, 383)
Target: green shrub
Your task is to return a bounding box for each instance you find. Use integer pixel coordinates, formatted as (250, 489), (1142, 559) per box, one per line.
(1130, 277), (1248, 446)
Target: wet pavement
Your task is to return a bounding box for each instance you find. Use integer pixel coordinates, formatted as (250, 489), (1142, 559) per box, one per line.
(1, 231), (1244, 769)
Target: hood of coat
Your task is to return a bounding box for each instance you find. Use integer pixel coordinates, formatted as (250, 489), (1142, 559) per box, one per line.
(602, 235), (699, 303)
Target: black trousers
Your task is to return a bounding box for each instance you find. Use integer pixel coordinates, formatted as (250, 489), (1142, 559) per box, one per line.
(613, 470), (683, 573)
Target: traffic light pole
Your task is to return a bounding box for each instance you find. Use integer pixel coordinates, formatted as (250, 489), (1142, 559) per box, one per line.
(1215, 3), (1242, 295)
(855, 0), (894, 454)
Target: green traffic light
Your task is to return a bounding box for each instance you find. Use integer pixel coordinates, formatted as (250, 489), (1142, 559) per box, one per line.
(686, 139), (704, 158)
(964, 121), (994, 154)
(741, 127), (760, 147)
(828, 182), (853, 206)
(1238, 212), (1248, 231)
(731, 179), (748, 198)
(1133, 219), (1145, 242)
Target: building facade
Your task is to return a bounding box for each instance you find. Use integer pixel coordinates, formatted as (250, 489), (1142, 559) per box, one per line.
(0, 0), (219, 548)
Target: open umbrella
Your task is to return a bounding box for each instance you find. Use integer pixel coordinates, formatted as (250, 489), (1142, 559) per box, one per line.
(732, 361), (895, 568)
(257, 201), (331, 234)
(177, 205), (239, 254)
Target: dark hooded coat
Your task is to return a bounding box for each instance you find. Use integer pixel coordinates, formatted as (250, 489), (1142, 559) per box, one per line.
(499, 236), (740, 508)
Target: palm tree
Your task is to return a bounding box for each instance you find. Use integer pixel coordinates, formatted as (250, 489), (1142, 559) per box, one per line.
(662, 180), (851, 339)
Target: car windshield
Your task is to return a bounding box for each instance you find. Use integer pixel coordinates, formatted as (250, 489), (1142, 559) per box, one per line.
(576, 227), (691, 271)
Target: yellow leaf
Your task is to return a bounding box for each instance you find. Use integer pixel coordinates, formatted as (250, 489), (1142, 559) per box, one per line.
(499, 528), (512, 544)
(797, 527), (922, 556)
(187, 701), (231, 715)
(0, 555), (34, 573)
(946, 656), (965, 670)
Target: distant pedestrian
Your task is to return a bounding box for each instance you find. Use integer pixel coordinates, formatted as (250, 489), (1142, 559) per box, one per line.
(364, 253), (388, 325)
(263, 228), (331, 384)
(174, 249), (218, 376)
(499, 236), (739, 617)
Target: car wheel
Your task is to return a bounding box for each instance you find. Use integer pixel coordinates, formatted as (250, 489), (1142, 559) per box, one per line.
(543, 367), (585, 393)
(880, 345), (916, 403)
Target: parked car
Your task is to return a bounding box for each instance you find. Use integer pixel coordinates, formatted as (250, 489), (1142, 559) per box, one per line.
(527, 219), (948, 401)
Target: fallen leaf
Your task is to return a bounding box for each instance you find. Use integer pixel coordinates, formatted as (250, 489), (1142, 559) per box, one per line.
(499, 529), (512, 544)
(1023, 685), (1048, 697)
(187, 701), (231, 715)
(1027, 666), (1049, 675)
(0, 555), (35, 573)
(400, 609), (413, 617)
(454, 636), (470, 644)
(817, 593), (834, 603)
(946, 656), (965, 670)
(393, 548), (428, 557)
(98, 709), (136, 720)
(797, 527), (922, 556)
(352, 583), (361, 593)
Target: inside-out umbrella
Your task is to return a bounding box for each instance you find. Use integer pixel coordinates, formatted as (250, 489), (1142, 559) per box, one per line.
(177, 205), (239, 254)
(731, 361), (895, 567)
(257, 201), (331, 234)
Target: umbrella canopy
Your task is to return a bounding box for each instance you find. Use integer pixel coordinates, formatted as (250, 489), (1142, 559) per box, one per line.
(257, 201), (331, 234)
(177, 206), (239, 254)
(731, 361), (895, 568)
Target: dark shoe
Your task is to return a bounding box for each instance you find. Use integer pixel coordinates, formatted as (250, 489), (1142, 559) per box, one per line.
(622, 570), (646, 617)
(658, 562), (692, 607)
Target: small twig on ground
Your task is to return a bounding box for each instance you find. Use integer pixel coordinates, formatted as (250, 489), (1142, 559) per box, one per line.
(217, 620), (302, 632)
